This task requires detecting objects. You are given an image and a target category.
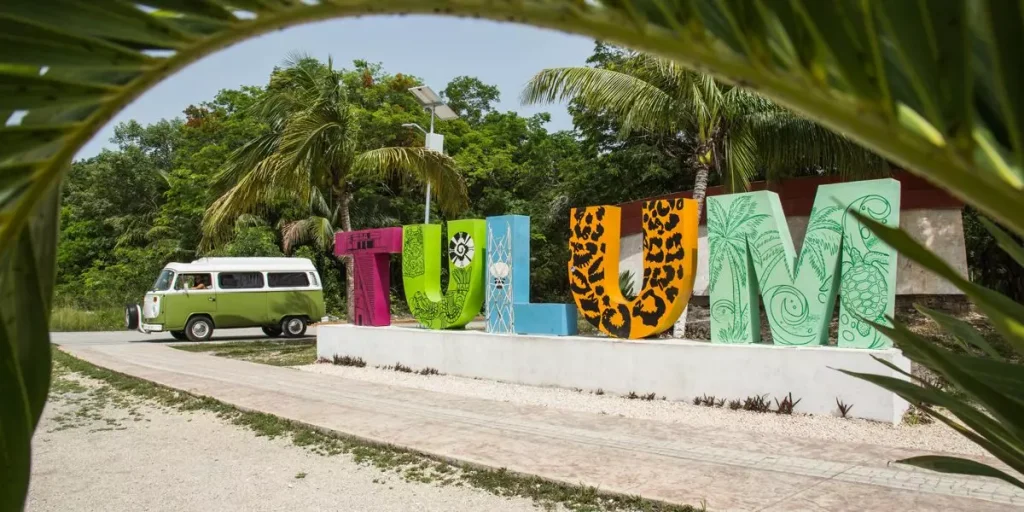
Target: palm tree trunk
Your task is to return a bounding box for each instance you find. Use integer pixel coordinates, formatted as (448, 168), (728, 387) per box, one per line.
(338, 191), (356, 324)
(691, 159), (710, 224)
(673, 153), (712, 339)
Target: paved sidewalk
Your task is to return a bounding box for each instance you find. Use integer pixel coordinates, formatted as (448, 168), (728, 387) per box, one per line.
(59, 342), (1024, 511)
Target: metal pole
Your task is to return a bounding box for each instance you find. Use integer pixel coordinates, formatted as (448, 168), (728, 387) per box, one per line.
(425, 107), (435, 224)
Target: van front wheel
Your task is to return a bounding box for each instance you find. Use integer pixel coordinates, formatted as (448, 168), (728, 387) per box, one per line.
(262, 326), (282, 338)
(185, 316), (214, 342)
(281, 317), (307, 338)
(170, 331), (188, 341)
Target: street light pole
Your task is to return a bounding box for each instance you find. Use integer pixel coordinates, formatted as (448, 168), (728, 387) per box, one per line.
(425, 106), (435, 223)
(405, 85), (459, 225)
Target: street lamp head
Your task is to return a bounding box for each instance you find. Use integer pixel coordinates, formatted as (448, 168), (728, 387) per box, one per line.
(408, 85), (459, 121)
(401, 123), (427, 134)
(408, 85), (443, 106)
(432, 104), (459, 121)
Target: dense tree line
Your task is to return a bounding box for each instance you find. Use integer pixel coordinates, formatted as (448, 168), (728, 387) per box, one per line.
(57, 51), (645, 315)
(56, 44), (1021, 321)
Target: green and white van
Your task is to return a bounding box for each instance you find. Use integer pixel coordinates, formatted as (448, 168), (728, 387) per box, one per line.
(125, 257), (326, 341)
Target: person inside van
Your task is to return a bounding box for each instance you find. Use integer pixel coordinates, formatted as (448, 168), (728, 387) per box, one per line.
(191, 274), (212, 290)
(176, 273), (212, 291)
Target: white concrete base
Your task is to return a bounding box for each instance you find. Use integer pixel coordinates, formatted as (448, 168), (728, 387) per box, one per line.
(317, 325), (911, 423)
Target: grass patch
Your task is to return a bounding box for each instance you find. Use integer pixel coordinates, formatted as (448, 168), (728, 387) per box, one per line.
(173, 339), (316, 367)
(50, 306), (124, 331)
(52, 350), (701, 512)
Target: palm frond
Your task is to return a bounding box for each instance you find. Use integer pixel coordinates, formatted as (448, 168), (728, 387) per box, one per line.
(743, 112), (889, 182)
(354, 147), (469, 216)
(721, 124), (758, 192)
(201, 152), (308, 249)
(522, 66), (678, 136)
(281, 216), (335, 254)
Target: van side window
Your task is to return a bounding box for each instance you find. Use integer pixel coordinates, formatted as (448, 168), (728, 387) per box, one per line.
(174, 273), (213, 291)
(268, 272), (310, 288)
(218, 272), (264, 289)
(308, 272), (319, 286)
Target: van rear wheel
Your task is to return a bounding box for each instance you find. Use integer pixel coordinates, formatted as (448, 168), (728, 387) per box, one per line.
(262, 326), (282, 338)
(185, 316), (214, 342)
(281, 317), (307, 338)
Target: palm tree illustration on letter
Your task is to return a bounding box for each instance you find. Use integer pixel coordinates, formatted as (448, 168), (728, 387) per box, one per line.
(708, 195), (774, 343)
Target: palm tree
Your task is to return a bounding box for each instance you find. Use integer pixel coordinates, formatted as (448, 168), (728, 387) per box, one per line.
(201, 55), (468, 322)
(523, 52), (887, 222)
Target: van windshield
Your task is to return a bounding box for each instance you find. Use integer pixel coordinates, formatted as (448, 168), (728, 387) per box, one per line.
(153, 269), (175, 291)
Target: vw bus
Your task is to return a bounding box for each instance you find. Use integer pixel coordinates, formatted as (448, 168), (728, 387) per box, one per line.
(125, 257), (326, 341)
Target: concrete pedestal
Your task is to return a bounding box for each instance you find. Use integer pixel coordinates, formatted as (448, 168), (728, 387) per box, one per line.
(318, 325), (911, 423)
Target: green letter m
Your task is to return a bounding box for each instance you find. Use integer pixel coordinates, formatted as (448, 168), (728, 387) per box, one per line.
(707, 179), (900, 349)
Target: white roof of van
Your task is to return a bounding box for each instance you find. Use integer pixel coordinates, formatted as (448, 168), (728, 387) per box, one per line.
(164, 257), (317, 273)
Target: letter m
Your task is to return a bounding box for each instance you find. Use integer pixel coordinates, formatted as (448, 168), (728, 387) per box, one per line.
(707, 179), (900, 349)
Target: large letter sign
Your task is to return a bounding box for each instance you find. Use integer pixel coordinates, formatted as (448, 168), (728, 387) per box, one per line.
(708, 178), (900, 349)
(335, 228), (403, 327)
(402, 220), (486, 329)
(569, 199), (698, 339)
(486, 215), (577, 336)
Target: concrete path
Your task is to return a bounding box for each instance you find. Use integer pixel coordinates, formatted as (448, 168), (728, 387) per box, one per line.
(58, 340), (1024, 511)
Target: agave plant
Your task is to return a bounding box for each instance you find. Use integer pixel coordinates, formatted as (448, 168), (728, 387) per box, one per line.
(3, 1), (1024, 510)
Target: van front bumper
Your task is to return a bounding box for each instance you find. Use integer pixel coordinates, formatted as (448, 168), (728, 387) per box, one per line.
(141, 323), (163, 333)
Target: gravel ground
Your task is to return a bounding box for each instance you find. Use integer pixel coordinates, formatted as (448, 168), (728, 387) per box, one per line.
(26, 372), (551, 512)
(297, 362), (985, 457)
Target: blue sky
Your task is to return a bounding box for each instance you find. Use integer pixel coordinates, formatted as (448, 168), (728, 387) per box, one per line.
(76, 16), (596, 160)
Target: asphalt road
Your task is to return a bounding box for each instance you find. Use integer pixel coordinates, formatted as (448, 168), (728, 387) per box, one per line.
(49, 327), (308, 347)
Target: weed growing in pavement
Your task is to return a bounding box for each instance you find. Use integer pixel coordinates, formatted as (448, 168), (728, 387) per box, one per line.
(594, 388), (605, 396)
(696, 394), (720, 407)
(295, 472), (307, 479)
(727, 399), (742, 411)
(330, 355), (367, 368)
(836, 399), (854, 419)
(742, 395), (772, 413)
(903, 405), (934, 425)
(626, 392), (657, 401)
(774, 393), (802, 415)
(417, 367), (441, 376)
(377, 362), (413, 373)
(53, 350), (702, 512)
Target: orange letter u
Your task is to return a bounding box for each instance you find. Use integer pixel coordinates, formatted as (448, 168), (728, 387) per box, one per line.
(568, 199), (698, 339)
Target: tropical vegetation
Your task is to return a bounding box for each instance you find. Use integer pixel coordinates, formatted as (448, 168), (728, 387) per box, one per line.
(3, 2), (1024, 510)
(523, 51), (887, 217)
(200, 55), (469, 321)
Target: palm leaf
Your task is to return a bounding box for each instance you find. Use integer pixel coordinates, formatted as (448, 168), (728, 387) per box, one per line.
(354, 147), (469, 216)
(281, 216), (335, 254)
(522, 65), (678, 136)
